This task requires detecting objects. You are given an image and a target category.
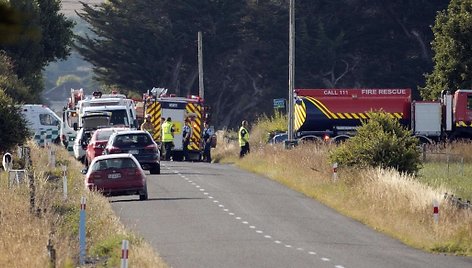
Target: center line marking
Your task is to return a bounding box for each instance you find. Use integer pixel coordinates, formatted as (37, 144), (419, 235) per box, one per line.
(264, 235), (272, 239)
(321, 258), (330, 262)
(308, 251), (316, 255)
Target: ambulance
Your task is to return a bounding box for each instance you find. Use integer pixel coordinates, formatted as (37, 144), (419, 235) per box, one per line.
(21, 104), (62, 146)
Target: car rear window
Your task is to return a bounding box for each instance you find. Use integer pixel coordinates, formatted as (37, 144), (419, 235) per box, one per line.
(96, 130), (114, 141)
(113, 134), (153, 146)
(91, 158), (137, 171)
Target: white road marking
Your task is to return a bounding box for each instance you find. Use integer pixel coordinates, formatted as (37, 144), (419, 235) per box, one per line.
(170, 167), (346, 268)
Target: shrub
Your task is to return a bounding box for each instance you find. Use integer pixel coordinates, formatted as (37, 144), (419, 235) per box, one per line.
(329, 112), (421, 174)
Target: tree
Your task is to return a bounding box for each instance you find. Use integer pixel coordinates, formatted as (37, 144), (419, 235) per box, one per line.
(75, 0), (447, 128)
(0, 0), (75, 102)
(0, 52), (33, 102)
(0, 88), (30, 153)
(422, 0), (472, 100)
(329, 112), (421, 174)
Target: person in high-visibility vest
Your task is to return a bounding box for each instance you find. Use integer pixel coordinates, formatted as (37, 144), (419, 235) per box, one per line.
(140, 114), (154, 136)
(238, 120), (250, 158)
(161, 117), (175, 161)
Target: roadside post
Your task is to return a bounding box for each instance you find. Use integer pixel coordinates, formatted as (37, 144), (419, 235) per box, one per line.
(62, 165), (68, 200)
(433, 199), (439, 224)
(121, 240), (129, 268)
(79, 197), (86, 265)
(332, 162), (338, 181)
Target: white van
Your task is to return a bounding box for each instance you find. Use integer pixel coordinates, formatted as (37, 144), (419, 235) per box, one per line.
(20, 105), (62, 146)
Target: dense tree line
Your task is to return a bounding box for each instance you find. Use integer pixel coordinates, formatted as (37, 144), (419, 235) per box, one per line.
(0, 0), (74, 151)
(76, 0), (452, 128)
(0, 0), (74, 102)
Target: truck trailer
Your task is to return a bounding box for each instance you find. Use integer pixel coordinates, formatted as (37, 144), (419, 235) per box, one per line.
(294, 88), (472, 143)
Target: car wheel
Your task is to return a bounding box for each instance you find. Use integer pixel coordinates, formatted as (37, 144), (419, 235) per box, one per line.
(139, 187), (148, 201)
(150, 164), (160, 175)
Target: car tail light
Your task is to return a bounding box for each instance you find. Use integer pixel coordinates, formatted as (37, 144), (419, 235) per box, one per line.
(145, 144), (158, 152)
(108, 146), (122, 153)
(127, 168), (142, 177)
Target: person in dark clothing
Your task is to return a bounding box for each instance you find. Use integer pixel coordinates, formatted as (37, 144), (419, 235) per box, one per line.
(202, 122), (212, 163)
(182, 119), (192, 161)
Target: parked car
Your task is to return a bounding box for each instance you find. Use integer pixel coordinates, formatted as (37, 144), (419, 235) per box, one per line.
(73, 112), (111, 163)
(104, 130), (160, 174)
(85, 127), (129, 167)
(84, 154), (148, 200)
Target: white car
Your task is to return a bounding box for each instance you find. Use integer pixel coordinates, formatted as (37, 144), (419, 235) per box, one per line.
(73, 112), (111, 162)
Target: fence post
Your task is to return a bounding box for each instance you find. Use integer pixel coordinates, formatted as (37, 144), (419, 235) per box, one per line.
(47, 238), (56, 268)
(79, 197), (86, 265)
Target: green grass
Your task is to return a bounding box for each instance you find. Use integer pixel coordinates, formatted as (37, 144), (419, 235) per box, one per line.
(419, 161), (472, 201)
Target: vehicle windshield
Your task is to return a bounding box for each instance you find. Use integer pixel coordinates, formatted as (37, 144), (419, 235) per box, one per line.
(103, 109), (129, 127)
(112, 133), (153, 147)
(91, 158), (137, 171)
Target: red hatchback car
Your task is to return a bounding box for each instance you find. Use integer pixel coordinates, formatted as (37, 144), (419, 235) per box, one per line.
(84, 154), (148, 200)
(85, 127), (129, 167)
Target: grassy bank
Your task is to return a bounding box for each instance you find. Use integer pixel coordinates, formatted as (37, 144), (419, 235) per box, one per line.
(213, 118), (472, 256)
(0, 142), (167, 267)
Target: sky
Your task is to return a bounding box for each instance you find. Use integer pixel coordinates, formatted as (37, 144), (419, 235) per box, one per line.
(61, 0), (103, 16)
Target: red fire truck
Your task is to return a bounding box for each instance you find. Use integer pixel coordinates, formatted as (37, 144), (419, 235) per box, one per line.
(294, 88), (472, 143)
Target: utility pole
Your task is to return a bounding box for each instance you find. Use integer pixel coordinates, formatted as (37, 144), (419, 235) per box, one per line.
(286, 0), (296, 148)
(198, 31), (204, 100)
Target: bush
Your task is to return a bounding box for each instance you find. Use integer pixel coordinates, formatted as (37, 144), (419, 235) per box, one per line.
(329, 112), (421, 174)
(251, 112), (287, 144)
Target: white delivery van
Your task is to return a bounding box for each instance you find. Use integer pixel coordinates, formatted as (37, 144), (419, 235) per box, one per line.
(20, 105), (62, 146)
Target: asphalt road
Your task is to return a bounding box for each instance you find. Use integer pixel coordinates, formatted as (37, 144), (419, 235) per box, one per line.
(110, 161), (472, 268)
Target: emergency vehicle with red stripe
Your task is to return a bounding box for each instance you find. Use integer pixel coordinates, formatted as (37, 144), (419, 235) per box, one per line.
(294, 88), (472, 143)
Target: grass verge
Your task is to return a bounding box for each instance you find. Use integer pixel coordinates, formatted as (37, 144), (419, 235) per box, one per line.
(0, 141), (167, 267)
(212, 117), (472, 256)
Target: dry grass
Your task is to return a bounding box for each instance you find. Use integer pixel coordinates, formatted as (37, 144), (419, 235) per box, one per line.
(214, 136), (472, 255)
(0, 141), (167, 267)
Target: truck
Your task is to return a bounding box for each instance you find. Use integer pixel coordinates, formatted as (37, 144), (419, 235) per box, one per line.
(294, 88), (472, 143)
(62, 89), (138, 154)
(141, 88), (209, 161)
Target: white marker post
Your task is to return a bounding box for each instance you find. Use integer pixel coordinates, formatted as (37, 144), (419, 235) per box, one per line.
(433, 199), (439, 224)
(332, 162), (338, 181)
(62, 165), (68, 200)
(121, 240), (129, 268)
(79, 197), (86, 265)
